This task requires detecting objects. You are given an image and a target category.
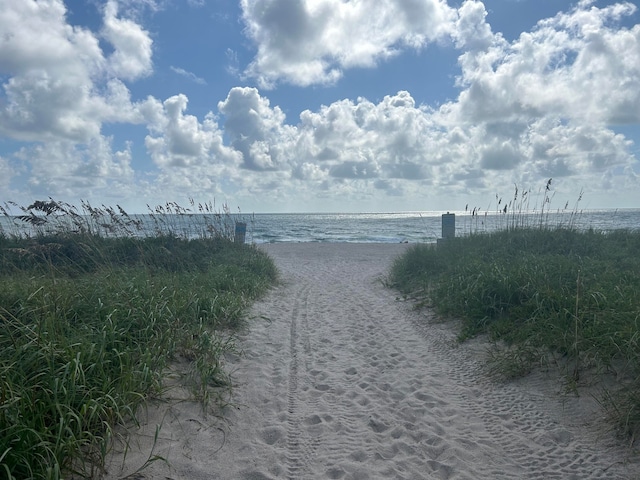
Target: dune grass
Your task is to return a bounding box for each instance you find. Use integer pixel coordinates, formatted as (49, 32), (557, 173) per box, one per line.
(389, 199), (640, 440)
(0, 200), (277, 479)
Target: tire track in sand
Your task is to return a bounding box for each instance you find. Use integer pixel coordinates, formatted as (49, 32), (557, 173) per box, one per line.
(285, 282), (317, 479)
(210, 243), (640, 480)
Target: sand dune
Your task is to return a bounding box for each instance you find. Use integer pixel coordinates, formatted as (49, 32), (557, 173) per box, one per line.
(103, 243), (640, 479)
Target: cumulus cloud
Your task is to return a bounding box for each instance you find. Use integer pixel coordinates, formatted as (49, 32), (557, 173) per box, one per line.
(0, 0), (104, 141)
(102, 0), (154, 81)
(524, 119), (634, 176)
(134, 92), (243, 207)
(0, 0), (637, 211)
(0, 0), (151, 143)
(218, 87), (298, 170)
(452, 1), (640, 125)
(143, 94), (241, 168)
(12, 136), (134, 201)
(297, 91), (439, 181)
(0, 1), (103, 77)
(0, 0), (155, 201)
(240, 0), (457, 87)
(214, 83), (635, 208)
(453, 0), (496, 51)
(229, 0), (638, 207)
(419, 0), (639, 198)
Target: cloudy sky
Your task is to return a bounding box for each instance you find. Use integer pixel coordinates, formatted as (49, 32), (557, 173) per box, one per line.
(0, 0), (638, 213)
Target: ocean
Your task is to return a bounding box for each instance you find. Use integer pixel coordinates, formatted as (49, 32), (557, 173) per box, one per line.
(246, 209), (640, 244)
(2, 209), (639, 244)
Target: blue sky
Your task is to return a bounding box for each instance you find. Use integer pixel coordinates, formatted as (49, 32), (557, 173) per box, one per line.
(0, 0), (638, 213)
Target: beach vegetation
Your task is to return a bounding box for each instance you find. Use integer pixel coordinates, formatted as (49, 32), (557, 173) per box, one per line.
(389, 183), (640, 441)
(0, 199), (277, 479)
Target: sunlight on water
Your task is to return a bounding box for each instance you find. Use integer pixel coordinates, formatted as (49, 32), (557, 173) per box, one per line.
(248, 209), (640, 243)
(1, 209), (638, 244)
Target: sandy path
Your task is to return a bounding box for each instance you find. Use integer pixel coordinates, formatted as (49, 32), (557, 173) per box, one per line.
(103, 243), (640, 479)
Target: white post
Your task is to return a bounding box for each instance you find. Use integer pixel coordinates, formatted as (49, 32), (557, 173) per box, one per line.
(442, 213), (455, 239)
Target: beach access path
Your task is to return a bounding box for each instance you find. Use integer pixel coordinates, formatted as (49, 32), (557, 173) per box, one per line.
(104, 243), (640, 479)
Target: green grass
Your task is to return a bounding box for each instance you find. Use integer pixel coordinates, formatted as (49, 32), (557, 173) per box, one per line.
(0, 200), (277, 479)
(389, 226), (640, 440)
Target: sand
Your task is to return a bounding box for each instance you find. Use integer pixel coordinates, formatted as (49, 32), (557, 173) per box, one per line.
(102, 243), (640, 479)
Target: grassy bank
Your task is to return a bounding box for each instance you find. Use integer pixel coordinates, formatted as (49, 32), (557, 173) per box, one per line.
(389, 226), (640, 439)
(0, 201), (277, 479)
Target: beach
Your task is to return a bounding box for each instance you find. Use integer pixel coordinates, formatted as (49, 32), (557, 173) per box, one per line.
(103, 243), (640, 479)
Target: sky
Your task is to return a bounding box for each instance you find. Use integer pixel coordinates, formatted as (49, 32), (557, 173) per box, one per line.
(0, 0), (639, 213)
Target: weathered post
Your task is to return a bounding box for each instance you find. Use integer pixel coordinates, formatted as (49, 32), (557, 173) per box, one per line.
(234, 222), (247, 244)
(437, 213), (455, 246)
(442, 213), (455, 239)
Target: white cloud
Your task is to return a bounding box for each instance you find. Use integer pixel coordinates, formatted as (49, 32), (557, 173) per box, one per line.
(452, 1), (640, 125)
(524, 119), (634, 175)
(116, 0), (166, 15)
(103, 0), (154, 81)
(0, 0), (103, 141)
(170, 66), (207, 85)
(240, 0), (457, 87)
(0, 0), (637, 212)
(453, 0), (496, 51)
(212, 74), (637, 208)
(12, 136), (134, 202)
(0, 156), (14, 191)
(0, 0), (104, 77)
(297, 91), (441, 181)
(218, 87), (298, 170)
(143, 94), (242, 169)
(0, 0), (157, 205)
(0, 0), (152, 144)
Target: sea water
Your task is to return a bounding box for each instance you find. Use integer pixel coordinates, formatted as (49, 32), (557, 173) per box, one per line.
(247, 209), (640, 244)
(1, 209), (639, 244)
